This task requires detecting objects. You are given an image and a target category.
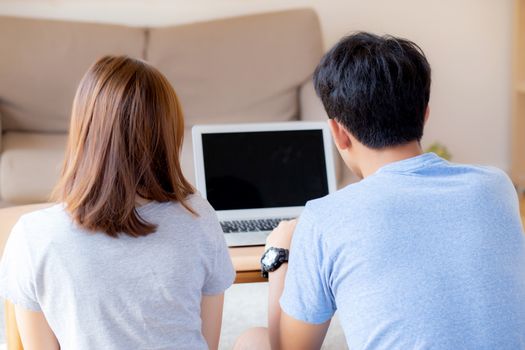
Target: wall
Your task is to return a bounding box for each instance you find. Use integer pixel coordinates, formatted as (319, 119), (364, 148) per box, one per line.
(0, 0), (513, 169)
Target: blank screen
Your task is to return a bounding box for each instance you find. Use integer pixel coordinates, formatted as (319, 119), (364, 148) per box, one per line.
(202, 130), (329, 210)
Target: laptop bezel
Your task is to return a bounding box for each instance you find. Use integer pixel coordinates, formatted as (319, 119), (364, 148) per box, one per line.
(192, 121), (337, 221)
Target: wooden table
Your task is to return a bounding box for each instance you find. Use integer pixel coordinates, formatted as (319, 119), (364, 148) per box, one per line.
(230, 246), (266, 283)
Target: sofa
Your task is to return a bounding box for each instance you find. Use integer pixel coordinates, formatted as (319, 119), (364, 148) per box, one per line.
(0, 8), (355, 209)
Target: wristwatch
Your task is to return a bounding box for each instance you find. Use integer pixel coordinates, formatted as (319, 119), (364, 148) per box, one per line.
(260, 247), (289, 278)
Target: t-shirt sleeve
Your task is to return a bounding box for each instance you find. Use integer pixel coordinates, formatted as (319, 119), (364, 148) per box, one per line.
(0, 218), (41, 311)
(279, 206), (336, 324)
(202, 216), (235, 296)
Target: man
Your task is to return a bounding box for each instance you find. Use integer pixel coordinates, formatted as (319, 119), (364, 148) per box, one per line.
(236, 32), (525, 349)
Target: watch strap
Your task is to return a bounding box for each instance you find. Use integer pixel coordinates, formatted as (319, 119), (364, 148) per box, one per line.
(261, 247), (289, 278)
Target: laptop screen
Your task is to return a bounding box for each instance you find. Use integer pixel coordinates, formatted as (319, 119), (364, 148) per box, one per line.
(202, 130), (329, 210)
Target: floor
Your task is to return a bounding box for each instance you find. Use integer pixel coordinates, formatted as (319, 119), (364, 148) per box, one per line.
(220, 283), (347, 349)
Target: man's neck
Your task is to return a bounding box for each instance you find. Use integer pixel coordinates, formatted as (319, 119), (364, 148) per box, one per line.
(359, 141), (423, 178)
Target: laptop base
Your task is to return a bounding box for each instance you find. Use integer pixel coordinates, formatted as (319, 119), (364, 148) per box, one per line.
(225, 231), (270, 247)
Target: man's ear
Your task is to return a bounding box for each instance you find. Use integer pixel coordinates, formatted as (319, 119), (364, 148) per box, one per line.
(424, 105), (430, 124)
(328, 119), (351, 150)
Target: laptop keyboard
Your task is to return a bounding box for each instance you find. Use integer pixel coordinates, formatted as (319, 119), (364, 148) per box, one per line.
(220, 218), (294, 233)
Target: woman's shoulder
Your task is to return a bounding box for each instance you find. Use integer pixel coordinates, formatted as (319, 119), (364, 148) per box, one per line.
(184, 193), (216, 216)
(175, 193), (219, 229)
(18, 203), (71, 231)
(7, 204), (73, 254)
(141, 193), (220, 232)
(152, 193), (215, 219)
(159, 194), (222, 239)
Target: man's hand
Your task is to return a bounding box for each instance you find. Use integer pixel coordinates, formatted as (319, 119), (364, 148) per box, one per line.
(266, 219), (297, 250)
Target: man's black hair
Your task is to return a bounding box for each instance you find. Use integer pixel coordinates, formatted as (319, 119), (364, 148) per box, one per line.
(313, 32), (431, 149)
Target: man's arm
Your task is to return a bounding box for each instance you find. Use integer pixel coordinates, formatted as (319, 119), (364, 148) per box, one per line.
(268, 263), (286, 349)
(280, 311), (330, 350)
(266, 220), (331, 350)
(15, 306), (59, 350)
(268, 263), (330, 350)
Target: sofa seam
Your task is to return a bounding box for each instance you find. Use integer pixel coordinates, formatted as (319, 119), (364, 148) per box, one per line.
(143, 27), (150, 61)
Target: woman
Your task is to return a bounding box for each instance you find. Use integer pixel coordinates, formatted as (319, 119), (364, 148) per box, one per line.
(0, 56), (234, 349)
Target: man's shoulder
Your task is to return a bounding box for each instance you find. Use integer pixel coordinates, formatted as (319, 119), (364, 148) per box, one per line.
(302, 162), (515, 228)
(445, 161), (509, 179)
(307, 177), (382, 211)
(302, 179), (379, 231)
(445, 162), (515, 195)
(471, 164), (512, 185)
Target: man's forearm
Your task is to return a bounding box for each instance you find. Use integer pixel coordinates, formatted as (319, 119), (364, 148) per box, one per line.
(268, 264), (288, 350)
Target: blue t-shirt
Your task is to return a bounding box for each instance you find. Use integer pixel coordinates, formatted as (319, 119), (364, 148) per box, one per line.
(280, 153), (525, 349)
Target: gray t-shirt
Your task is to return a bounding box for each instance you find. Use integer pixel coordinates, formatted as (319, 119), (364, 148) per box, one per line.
(0, 194), (235, 349)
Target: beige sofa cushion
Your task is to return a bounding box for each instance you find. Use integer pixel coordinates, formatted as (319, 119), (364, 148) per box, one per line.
(0, 129), (197, 205)
(147, 9), (323, 126)
(0, 132), (67, 203)
(0, 130), (196, 204)
(0, 16), (145, 133)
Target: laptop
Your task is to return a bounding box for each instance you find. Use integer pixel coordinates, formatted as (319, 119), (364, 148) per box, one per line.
(192, 121), (337, 247)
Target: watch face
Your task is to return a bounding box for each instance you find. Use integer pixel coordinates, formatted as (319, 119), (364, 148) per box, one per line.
(262, 248), (279, 267)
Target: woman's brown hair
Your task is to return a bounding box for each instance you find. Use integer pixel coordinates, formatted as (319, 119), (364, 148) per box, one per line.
(53, 55), (195, 237)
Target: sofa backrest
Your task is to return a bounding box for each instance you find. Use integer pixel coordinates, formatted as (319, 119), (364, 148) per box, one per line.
(0, 9), (327, 205)
(148, 9), (323, 126)
(0, 16), (145, 133)
(0, 9), (323, 133)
